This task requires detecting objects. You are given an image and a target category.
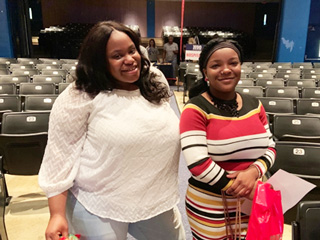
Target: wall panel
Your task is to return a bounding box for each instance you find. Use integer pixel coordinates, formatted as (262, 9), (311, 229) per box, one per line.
(155, 1), (256, 37)
(41, 0), (147, 36)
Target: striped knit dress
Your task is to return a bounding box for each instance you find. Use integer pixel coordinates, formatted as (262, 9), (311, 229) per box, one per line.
(180, 93), (276, 240)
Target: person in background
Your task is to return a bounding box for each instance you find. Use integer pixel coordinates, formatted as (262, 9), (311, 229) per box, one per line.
(39, 21), (185, 240)
(183, 37), (197, 62)
(163, 35), (179, 76)
(136, 31), (149, 60)
(179, 37), (276, 239)
(146, 38), (159, 63)
(139, 44), (149, 60)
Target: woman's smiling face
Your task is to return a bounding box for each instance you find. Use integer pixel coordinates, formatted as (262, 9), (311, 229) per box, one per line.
(203, 47), (241, 99)
(106, 30), (141, 90)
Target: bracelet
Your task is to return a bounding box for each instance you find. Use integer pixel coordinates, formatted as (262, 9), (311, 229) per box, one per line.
(251, 164), (262, 179)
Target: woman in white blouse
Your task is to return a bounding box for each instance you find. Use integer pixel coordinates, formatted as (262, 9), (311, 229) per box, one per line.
(39, 21), (185, 240)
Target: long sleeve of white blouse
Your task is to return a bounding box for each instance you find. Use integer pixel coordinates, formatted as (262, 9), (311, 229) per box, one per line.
(38, 85), (93, 198)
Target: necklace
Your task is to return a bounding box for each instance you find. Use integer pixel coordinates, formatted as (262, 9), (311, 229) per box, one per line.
(207, 91), (240, 117)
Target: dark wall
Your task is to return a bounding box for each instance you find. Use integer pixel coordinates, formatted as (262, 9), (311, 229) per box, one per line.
(41, 0), (147, 36)
(155, 2), (256, 37)
(305, 0), (320, 61)
(41, 0), (257, 38)
(0, 0), (13, 57)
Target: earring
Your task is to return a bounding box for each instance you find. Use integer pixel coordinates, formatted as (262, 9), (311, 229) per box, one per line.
(205, 77), (210, 86)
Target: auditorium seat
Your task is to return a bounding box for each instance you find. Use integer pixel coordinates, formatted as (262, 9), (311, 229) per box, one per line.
(1, 111), (50, 134)
(38, 58), (63, 65)
(9, 64), (34, 71)
(23, 95), (57, 111)
(0, 69), (9, 75)
(0, 95), (21, 112)
(252, 62), (272, 68)
(0, 64), (7, 69)
(254, 68), (277, 74)
(275, 72), (301, 80)
(61, 64), (77, 72)
(178, 62), (187, 91)
(32, 75), (63, 84)
(242, 62), (254, 67)
(302, 73), (320, 81)
(0, 111), (49, 202)
(296, 99), (320, 115)
(240, 68), (253, 77)
(11, 69), (39, 77)
(301, 87), (320, 98)
(19, 83), (56, 95)
(65, 73), (75, 83)
(270, 62), (292, 69)
(184, 68), (201, 103)
(58, 83), (70, 94)
(258, 97), (295, 115)
(0, 75), (29, 84)
(292, 62), (313, 69)
(255, 78), (285, 87)
(248, 72), (274, 79)
(0, 83), (17, 95)
(292, 201), (320, 240)
(16, 58), (41, 65)
(35, 64), (61, 71)
(265, 86), (299, 98)
(277, 68), (301, 74)
(273, 114), (320, 142)
(238, 79), (255, 86)
(60, 59), (78, 65)
(313, 63), (320, 68)
(301, 68), (320, 75)
(41, 69), (68, 79)
(0, 168), (8, 239)
(236, 86), (264, 97)
(287, 79), (317, 89)
(0, 58), (17, 65)
(269, 141), (320, 224)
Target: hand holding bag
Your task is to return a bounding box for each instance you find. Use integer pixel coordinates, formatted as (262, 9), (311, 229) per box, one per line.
(246, 181), (284, 240)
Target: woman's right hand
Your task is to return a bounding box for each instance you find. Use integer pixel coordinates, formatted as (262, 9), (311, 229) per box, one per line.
(45, 214), (69, 240)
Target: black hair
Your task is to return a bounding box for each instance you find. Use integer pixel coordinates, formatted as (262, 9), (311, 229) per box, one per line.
(148, 38), (156, 47)
(74, 21), (169, 103)
(188, 37), (243, 99)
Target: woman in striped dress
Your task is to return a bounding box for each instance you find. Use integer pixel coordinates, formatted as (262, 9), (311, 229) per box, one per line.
(179, 38), (276, 240)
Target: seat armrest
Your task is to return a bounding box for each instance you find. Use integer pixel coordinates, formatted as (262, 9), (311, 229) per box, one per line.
(0, 156), (4, 176)
(291, 221), (300, 240)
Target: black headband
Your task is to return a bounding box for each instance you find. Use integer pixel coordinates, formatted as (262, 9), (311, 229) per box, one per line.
(203, 41), (241, 68)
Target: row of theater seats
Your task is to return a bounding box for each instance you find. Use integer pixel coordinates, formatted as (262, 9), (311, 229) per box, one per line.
(0, 82), (69, 95)
(0, 58), (77, 79)
(267, 114), (320, 227)
(0, 58), (78, 238)
(0, 95), (59, 113)
(0, 110), (50, 239)
(241, 66), (320, 227)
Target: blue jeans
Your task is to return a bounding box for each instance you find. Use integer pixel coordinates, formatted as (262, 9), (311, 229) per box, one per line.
(66, 192), (185, 240)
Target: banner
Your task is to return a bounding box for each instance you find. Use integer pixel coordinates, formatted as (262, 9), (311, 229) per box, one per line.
(185, 44), (202, 61)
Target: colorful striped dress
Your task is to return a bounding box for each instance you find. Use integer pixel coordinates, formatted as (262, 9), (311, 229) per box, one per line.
(180, 93), (276, 240)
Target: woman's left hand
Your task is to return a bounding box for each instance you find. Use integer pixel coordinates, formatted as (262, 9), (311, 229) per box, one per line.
(225, 166), (259, 198)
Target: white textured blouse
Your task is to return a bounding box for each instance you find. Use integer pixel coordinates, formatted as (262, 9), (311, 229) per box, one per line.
(38, 68), (181, 222)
